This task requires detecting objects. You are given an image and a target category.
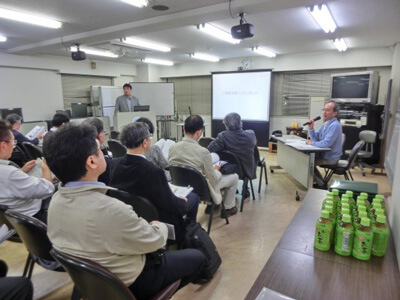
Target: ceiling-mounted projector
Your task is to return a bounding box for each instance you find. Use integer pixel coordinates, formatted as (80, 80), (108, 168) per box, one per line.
(71, 44), (86, 61)
(231, 13), (254, 40)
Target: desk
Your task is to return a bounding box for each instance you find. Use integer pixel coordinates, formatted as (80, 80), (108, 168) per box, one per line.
(274, 135), (330, 189)
(245, 189), (400, 300)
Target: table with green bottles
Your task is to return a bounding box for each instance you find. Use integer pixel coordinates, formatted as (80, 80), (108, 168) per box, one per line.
(245, 188), (400, 300)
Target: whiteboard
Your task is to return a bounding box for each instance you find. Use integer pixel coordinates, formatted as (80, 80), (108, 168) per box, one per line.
(99, 86), (121, 107)
(385, 112), (400, 186)
(130, 82), (174, 116)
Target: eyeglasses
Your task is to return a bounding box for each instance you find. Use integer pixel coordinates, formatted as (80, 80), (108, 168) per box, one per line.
(321, 108), (333, 112)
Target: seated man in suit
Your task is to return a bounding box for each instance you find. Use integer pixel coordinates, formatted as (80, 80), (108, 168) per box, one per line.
(0, 120), (54, 241)
(6, 114), (43, 145)
(169, 115), (239, 217)
(208, 112), (257, 181)
(44, 123), (204, 299)
(109, 122), (200, 246)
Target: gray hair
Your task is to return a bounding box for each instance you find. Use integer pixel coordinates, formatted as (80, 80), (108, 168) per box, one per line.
(120, 122), (150, 149)
(223, 113), (242, 131)
(82, 117), (104, 135)
(5, 113), (22, 125)
(327, 101), (339, 112)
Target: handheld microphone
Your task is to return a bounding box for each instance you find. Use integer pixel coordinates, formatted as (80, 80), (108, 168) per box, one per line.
(303, 116), (321, 126)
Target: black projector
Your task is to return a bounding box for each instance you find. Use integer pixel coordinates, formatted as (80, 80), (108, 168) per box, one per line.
(231, 23), (254, 39)
(71, 50), (86, 61)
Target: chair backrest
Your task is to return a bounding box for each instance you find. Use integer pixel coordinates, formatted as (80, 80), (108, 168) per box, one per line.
(168, 164), (212, 203)
(218, 150), (245, 179)
(106, 189), (159, 222)
(198, 137), (214, 148)
(0, 205), (12, 229)
(4, 211), (56, 262)
(110, 130), (120, 140)
(108, 139), (127, 158)
(253, 146), (262, 164)
(21, 142), (43, 160)
(359, 130), (377, 144)
(347, 140), (366, 169)
(50, 248), (136, 300)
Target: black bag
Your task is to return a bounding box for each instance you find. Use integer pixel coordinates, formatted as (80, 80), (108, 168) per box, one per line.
(184, 222), (222, 282)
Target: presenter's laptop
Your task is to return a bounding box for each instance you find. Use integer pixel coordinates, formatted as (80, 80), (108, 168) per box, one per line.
(134, 105), (150, 112)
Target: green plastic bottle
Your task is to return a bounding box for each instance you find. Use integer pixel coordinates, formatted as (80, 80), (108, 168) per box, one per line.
(352, 217), (373, 261)
(360, 192), (370, 208)
(345, 191), (355, 210)
(335, 214), (354, 256)
(322, 199), (334, 211)
(331, 189), (340, 207)
(354, 205), (367, 220)
(372, 215), (389, 257)
(369, 203), (383, 219)
(372, 208), (385, 222)
(354, 211), (368, 229)
(373, 195), (386, 208)
(339, 196), (349, 212)
(314, 210), (333, 251)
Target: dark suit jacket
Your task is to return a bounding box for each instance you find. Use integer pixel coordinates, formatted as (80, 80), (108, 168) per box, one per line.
(109, 154), (187, 241)
(208, 129), (257, 179)
(12, 130), (39, 145)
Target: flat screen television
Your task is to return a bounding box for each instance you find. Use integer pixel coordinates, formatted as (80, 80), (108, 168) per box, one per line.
(133, 105), (150, 112)
(71, 103), (88, 118)
(330, 71), (379, 104)
(0, 107), (23, 120)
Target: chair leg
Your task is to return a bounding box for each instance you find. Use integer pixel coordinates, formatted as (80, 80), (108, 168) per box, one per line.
(22, 254), (32, 277)
(207, 202), (215, 234)
(240, 178), (248, 212)
(249, 179), (255, 200)
(263, 164), (268, 185)
(71, 286), (81, 300)
(358, 162), (366, 176)
(348, 170), (354, 181)
(258, 167), (262, 194)
(27, 256), (35, 279)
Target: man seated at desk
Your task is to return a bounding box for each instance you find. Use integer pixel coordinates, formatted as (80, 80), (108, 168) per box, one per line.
(114, 83), (140, 113)
(306, 101), (342, 188)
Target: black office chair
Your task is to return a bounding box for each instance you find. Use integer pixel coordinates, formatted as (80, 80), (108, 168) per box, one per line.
(219, 150), (255, 212)
(198, 137), (215, 148)
(21, 142), (43, 160)
(106, 189), (159, 222)
(169, 164), (229, 234)
(322, 140), (365, 185)
(50, 248), (181, 300)
(108, 139), (127, 158)
(110, 130), (120, 140)
(254, 146), (268, 193)
(9, 145), (30, 167)
(4, 211), (63, 278)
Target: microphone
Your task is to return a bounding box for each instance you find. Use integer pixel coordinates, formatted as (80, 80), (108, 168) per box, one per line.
(188, 106), (192, 115)
(303, 116), (321, 126)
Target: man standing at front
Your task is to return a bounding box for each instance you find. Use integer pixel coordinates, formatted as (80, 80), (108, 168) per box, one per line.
(169, 115), (239, 217)
(114, 83), (140, 113)
(306, 101), (343, 188)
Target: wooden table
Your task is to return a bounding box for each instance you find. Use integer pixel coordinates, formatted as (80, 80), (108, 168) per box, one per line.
(245, 189), (400, 300)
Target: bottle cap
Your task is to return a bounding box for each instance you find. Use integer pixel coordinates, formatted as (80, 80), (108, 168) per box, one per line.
(346, 190), (354, 197)
(342, 214), (351, 223)
(360, 192), (369, 198)
(341, 195), (349, 202)
(356, 199), (365, 206)
(359, 211), (368, 218)
(375, 208), (385, 216)
(326, 195), (334, 201)
(357, 205), (367, 212)
(376, 214), (387, 224)
(374, 194), (384, 201)
(325, 200), (334, 207)
(372, 198), (383, 205)
(372, 203), (383, 209)
(325, 205), (334, 213)
(332, 189), (339, 195)
(360, 217), (370, 227)
(321, 210), (329, 219)
(342, 208), (350, 215)
(342, 203), (350, 209)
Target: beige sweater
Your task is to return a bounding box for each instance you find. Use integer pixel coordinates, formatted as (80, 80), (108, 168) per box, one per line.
(47, 184), (168, 286)
(168, 137), (222, 204)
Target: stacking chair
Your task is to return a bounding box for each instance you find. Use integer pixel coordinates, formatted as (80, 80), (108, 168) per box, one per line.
(108, 139), (127, 158)
(50, 248), (181, 300)
(219, 150), (255, 212)
(21, 142), (43, 160)
(169, 164), (229, 234)
(254, 146), (268, 193)
(198, 137), (215, 148)
(345, 130), (377, 176)
(106, 189), (159, 222)
(322, 140), (365, 186)
(4, 211), (63, 278)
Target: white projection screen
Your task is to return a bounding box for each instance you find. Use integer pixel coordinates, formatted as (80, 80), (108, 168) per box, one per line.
(212, 70), (271, 121)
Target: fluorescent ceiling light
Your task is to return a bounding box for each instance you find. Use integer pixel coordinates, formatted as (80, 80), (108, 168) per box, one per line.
(0, 7), (62, 29)
(0, 35), (6, 42)
(308, 4), (337, 33)
(121, 0), (148, 8)
(190, 53), (220, 62)
(142, 58), (174, 66)
(331, 38), (348, 52)
(252, 47), (276, 58)
(123, 38), (170, 52)
(197, 23), (240, 44)
(70, 46), (118, 58)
